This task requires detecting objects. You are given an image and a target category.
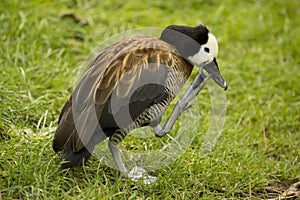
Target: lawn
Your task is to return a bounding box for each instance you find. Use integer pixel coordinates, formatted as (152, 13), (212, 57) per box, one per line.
(0, 0), (299, 199)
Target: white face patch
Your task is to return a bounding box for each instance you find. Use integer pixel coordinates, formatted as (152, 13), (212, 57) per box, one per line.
(205, 33), (218, 58)
(187, 33), (218, 66)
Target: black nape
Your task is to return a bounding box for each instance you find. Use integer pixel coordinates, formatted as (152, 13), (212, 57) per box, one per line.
(160, 25), (209, 58)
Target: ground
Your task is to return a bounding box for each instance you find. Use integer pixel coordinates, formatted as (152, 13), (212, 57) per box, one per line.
(0, 0), (299, 199)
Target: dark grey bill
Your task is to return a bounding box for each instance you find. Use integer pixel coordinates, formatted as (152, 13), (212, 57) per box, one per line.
(203, 58), (228, 90)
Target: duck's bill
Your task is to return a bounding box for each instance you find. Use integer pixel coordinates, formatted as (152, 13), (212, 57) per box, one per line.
(203, 58), (228, 91)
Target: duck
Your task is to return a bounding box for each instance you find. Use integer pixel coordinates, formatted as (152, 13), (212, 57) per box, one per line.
(52, 24), (227, 181)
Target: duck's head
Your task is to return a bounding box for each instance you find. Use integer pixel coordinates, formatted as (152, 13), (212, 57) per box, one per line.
(160, 25), (227, 90)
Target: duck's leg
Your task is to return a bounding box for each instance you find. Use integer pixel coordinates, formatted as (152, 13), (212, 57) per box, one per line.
(108, 129), (157, 184)
(154, 71), (211, 137)
(108, 139), (127, 176)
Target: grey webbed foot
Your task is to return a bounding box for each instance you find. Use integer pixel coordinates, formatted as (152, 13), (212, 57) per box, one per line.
(153, 124), (167, 138)
(128, 166), (157, 184)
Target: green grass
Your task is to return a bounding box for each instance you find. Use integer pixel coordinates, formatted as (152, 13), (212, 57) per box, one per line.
(1, 0), (299, 199)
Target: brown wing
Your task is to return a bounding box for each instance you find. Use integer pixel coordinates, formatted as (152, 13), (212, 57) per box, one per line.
(53, 36), (193, 152)
(53, 38), (125, 152)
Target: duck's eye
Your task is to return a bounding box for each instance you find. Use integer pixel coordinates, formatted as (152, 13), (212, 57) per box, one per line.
(204, 47), (210, 53)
